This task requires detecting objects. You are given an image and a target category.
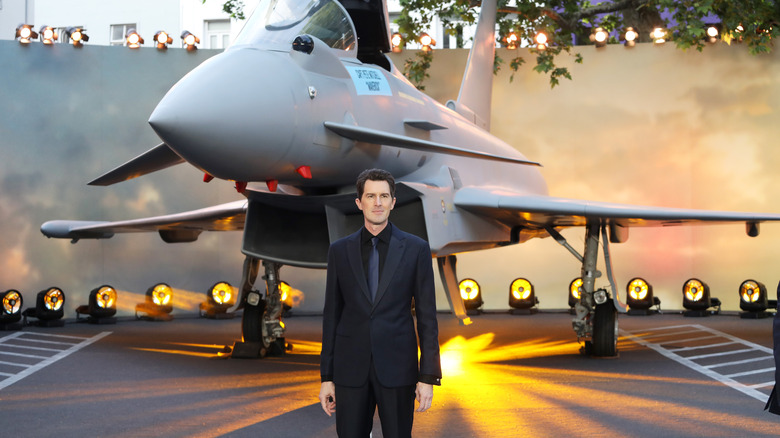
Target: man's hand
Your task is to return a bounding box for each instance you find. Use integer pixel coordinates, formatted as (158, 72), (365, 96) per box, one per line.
(415, 382), (434, 412)
(319, 382), (336, 416)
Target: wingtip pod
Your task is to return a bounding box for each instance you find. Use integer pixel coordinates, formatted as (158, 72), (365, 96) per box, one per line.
(40, 221), (114, 240)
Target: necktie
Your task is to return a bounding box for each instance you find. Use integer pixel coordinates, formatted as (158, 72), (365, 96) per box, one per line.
(368, 236), (379, 301)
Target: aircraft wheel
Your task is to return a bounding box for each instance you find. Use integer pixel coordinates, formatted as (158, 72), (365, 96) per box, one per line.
(591, 301), (618, 357)
(242, 298), (270, 357)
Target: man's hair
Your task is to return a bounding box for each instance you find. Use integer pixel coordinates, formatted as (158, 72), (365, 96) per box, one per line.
(356, 168), (395, 199)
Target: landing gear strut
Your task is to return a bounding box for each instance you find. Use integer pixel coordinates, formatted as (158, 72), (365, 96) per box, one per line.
(232, 256), (287, 358)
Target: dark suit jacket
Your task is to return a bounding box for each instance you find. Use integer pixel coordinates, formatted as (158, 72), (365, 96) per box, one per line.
(320, 223), (441, 388)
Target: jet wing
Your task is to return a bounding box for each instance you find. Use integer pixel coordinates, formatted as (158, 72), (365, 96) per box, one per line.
(88, 143), (186, 186)
(41, 200), (247, 242)
(453, 187), (780, 233)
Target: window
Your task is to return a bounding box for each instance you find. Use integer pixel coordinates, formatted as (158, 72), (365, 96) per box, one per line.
(206, 20), (231, 49)
(110, 23), (136, 46)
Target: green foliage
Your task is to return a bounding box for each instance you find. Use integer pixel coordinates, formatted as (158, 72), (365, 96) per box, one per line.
(206, 0), (246, 20)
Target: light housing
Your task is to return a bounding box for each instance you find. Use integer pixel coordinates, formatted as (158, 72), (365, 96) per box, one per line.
(391, 32), (403, 53)
(590, 27), (608, 47)
(505, 32), (519, 50)
(39, 26), (58, 45)
(15, 24), (38, 44)
(154, 30), (173, 50)
(136, 283), (174, 321)
(125, 29), (144, 48)
(180, 30), (200, 51)
(459, 278), (483, 312)
(623, 27), (638, 47)
(682, 278), (720, 316)
(568, 278), (583, 310)
(626, 277), (661, 315)
(705, 24), (720, 43)
(739, 279), (770, 318)
(650, 27), (667, 44)
(199, 281), (236, 319)
(279, 281), (294, 316)
(23, 287), (66, 327)
(534, 31), (548, 50)
(420, 33), (435, 53)
(508, 278), (538, 314)
(65, 27), (89, 47)
(0, 289), (24, 329)
(76, 285), (117, 324)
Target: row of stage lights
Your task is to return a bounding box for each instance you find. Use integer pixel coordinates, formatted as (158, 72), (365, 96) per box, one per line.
(458, 277), (778, 318)
(0, 281), (295, 330)
(392, 24), (726, 53)
(14, 24), (201, 50)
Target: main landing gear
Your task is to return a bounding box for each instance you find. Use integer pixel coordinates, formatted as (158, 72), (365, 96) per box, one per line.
(548, 221), (624, 357)
(231, 256), (288, 358)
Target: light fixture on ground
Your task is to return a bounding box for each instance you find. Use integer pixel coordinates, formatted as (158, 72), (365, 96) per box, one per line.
(200, 281), (236, 319)
(15, 24), (38, 44)
(459, 278), (483, 314)
(419, 33), (435, 53)
(39, 26), (58, 45)
(590, 27), (608, 48)
(391, 32), (403, 53)
(508, 278), (538, 314)
(534, 31), (548, 50)
(154, 31), (173, 50)
(651, 27), (667, 44)
(568, 278), (582, 314)
(180, 30), (200, 51)
(505, 32), (519, 50)
(739, 280), (771, 319)
(279, 281), (294, 316)
(626, 277), (661, 315)
(623, 27), (638, 47)
(0, 289), (23, 330)
(705, 24), (720, 43)
(136, 283), (173, 321)
(23, 287), (65, 327)
(76, 285), (117, 324)
(682, 278), (720, 316)
(65, 27), (89, 47)
(125, 29), (144, 48)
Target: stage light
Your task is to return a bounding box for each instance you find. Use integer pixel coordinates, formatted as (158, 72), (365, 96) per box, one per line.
(508, 278), (538, 314)
(15, 24), (38, 44)
(76, 285), (117, 324)
(136, 283), (173, 321)
(705, 24), (720, 43)
(505, 32), (518, 50)
(739, 280), (770, 318)
(682, 278), (720, 316)
(39, 26), (58, 45)
(23, 287), (65, 327)
(623, 27), (638, 47)
(590, 27), (608, 47)
(534, 31), (548, 50)
(626, 277), (661, 315)
(420, 33), (435, 53)
(126, 29), (144, 48)
(181, 30), (200, 51)
(391, 32), (403, 53)
(154, 30), (173, 50)
(568, 278), (582, 311)
(199, 281), (236, 319)
(65, 27), (89, 47)
(459, 278), (483, 313)
(279, 281), (294, 316)
(651, 27), (667, 44)
(0, 289), (23, 330)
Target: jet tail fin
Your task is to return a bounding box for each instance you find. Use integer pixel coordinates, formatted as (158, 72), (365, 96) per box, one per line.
(450, 0), (497, 131)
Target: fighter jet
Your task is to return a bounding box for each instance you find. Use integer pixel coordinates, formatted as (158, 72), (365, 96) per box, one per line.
(41, 0), (780, 357)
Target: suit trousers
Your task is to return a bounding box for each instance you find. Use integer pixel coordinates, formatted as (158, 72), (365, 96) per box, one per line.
(335, 359), (416, 438)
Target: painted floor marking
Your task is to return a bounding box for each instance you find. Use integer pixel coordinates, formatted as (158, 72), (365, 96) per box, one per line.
(0, 331), (111, 390)
(620, 324), (774, 403)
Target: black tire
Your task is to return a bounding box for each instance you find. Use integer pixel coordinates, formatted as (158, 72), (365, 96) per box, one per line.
(241, 299), (265, 344)
(592, 302), (618, 357)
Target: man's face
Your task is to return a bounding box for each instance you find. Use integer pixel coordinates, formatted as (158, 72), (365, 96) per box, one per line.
(356, 180), (396, 227)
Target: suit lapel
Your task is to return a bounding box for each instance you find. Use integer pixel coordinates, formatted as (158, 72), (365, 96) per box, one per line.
(346, 230), (373, 303)
(373, 225), (406, 308)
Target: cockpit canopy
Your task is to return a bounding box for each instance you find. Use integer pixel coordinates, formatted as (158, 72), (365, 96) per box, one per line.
(232, 0), (357, 53)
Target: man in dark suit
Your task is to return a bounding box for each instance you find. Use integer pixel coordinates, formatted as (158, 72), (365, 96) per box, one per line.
(319, 168), (442, 437)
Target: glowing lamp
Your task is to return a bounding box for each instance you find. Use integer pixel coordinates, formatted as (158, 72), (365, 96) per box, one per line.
(459, 278), (483, 312)
(534, 31), (548, 50)
(0, 289), (24, 329)
(126, 29), (144, 48)
(509, 278), (538, 314)
(391, 32), (403, 53)
(154, 31), (173, 50)
(591, 27), (608, 47)
(626, 277), (661, 315)
(66, 27), (89, 47)
(136, 283), (173, 321)
(623, 27), (638, 47)
(15, 24), (38, 44)
(568, 277), (582, 310)
(181, 30), (200, 51)
(739, 279), (770, 318)
(682, 278), (720, 316)
(279, 281), (294, 316)
(38, 26), (58, 45)
(705, 25), (719, 43)
(23, 287), (66, 327)
(420, 33), (435, 53)
(199, 281), (236, 319)
(76, 285), (117, 324)
(651, 27), (667, 44)
(505, 32), (518, 50)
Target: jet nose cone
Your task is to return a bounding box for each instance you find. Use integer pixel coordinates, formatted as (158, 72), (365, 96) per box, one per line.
(149, 49), (305, 181)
